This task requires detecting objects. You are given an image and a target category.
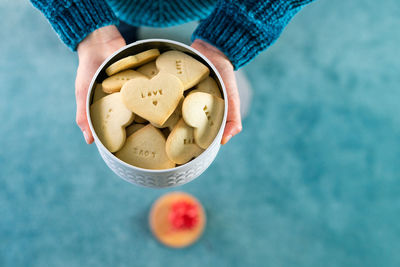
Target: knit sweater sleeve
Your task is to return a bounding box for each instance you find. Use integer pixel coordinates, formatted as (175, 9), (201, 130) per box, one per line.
(192, 0), (314, 69)
(30, 0), (119, 51)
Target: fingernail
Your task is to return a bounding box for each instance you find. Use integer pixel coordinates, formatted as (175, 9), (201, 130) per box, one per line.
(83, 131), (89, 144)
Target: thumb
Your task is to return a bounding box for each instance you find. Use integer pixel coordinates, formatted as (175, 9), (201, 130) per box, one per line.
(75, 73), (94, 144)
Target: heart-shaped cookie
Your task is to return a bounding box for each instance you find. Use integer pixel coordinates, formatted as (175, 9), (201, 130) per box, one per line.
(102, 70), (147, 93)
(136, 61), (159, 78)
(90, 93), (134, 152)
(121, 72), (184, 126)
(115, 125), (175, 170)
(156, 51), (209, 90)
(182, 92), (224, 149)
(166, 119), (204, 164)
(106, 49), (160, 76)
(151, 97), (183, 130)
(189, 76), (221, 98)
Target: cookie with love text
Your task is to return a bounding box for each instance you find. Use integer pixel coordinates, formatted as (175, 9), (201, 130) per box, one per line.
(151, 97), (183, 130)
(121, 72), (184, 126)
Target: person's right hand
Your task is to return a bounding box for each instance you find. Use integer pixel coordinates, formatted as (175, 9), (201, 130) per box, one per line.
(75, 25), (126, 144)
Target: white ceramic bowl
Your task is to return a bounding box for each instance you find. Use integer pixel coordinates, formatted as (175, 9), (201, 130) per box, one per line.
(86, 39), (227, 188)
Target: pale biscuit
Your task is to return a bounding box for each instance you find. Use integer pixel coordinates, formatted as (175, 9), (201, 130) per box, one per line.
(93, 83), (108, 102)
(151, 97), (183, 130)
(136, 61), (159, 78)
(134, 114), (148, 124)
(182, 92), (224, 149)
(102, 70), (147, 93)
(166, 119), (204, 164)
(121, 72), (184, 126)
(115, 124), (175, 170)
(106, 49), (160, 76)
(90, 93), (134, 152)
(190, 76), (221, 98)
(126, 123), (145, 137)
(156, 51), (209, 90)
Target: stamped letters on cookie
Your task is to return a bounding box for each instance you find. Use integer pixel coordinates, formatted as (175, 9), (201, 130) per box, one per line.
(166, 119), (204, 164)
(156, 51), (209, 90)
(115, 125), (175, 170)
(121, 72), (184, 126)
(182, 92), (224, 149)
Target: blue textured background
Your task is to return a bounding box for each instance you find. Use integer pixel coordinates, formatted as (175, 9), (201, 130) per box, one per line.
(1, 1), (400, 266)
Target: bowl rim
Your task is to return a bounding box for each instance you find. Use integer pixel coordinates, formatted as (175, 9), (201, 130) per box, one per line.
(86, 38), (228, 173)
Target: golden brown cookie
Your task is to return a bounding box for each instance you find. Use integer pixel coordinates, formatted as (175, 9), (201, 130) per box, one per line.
(190, 76), (221, 98)
(182, 92), (224, 149)
(166, 119), (204, 164)
(90, 93), (134, 152)
(151, 97), (183, 130)
(156, 51), (209, 90)
(106, 49), (160, 76)
(136, 61), (159, 78)
(115, 124), (175, 170)
(121, 72), (184, 126)
(102, 70), (147, 93)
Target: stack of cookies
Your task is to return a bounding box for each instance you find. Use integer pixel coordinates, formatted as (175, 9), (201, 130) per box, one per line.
(90, 48), (225, 170)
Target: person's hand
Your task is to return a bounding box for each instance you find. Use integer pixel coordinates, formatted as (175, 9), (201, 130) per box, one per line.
(75, 25), (126, 144)
(191, 39), (242, 144)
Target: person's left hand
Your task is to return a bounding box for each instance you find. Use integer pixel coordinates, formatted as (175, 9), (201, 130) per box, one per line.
(191, 39), (242, 145)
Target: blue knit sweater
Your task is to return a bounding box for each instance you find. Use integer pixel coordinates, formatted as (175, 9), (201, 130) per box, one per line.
(30, 0), (314, 69)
